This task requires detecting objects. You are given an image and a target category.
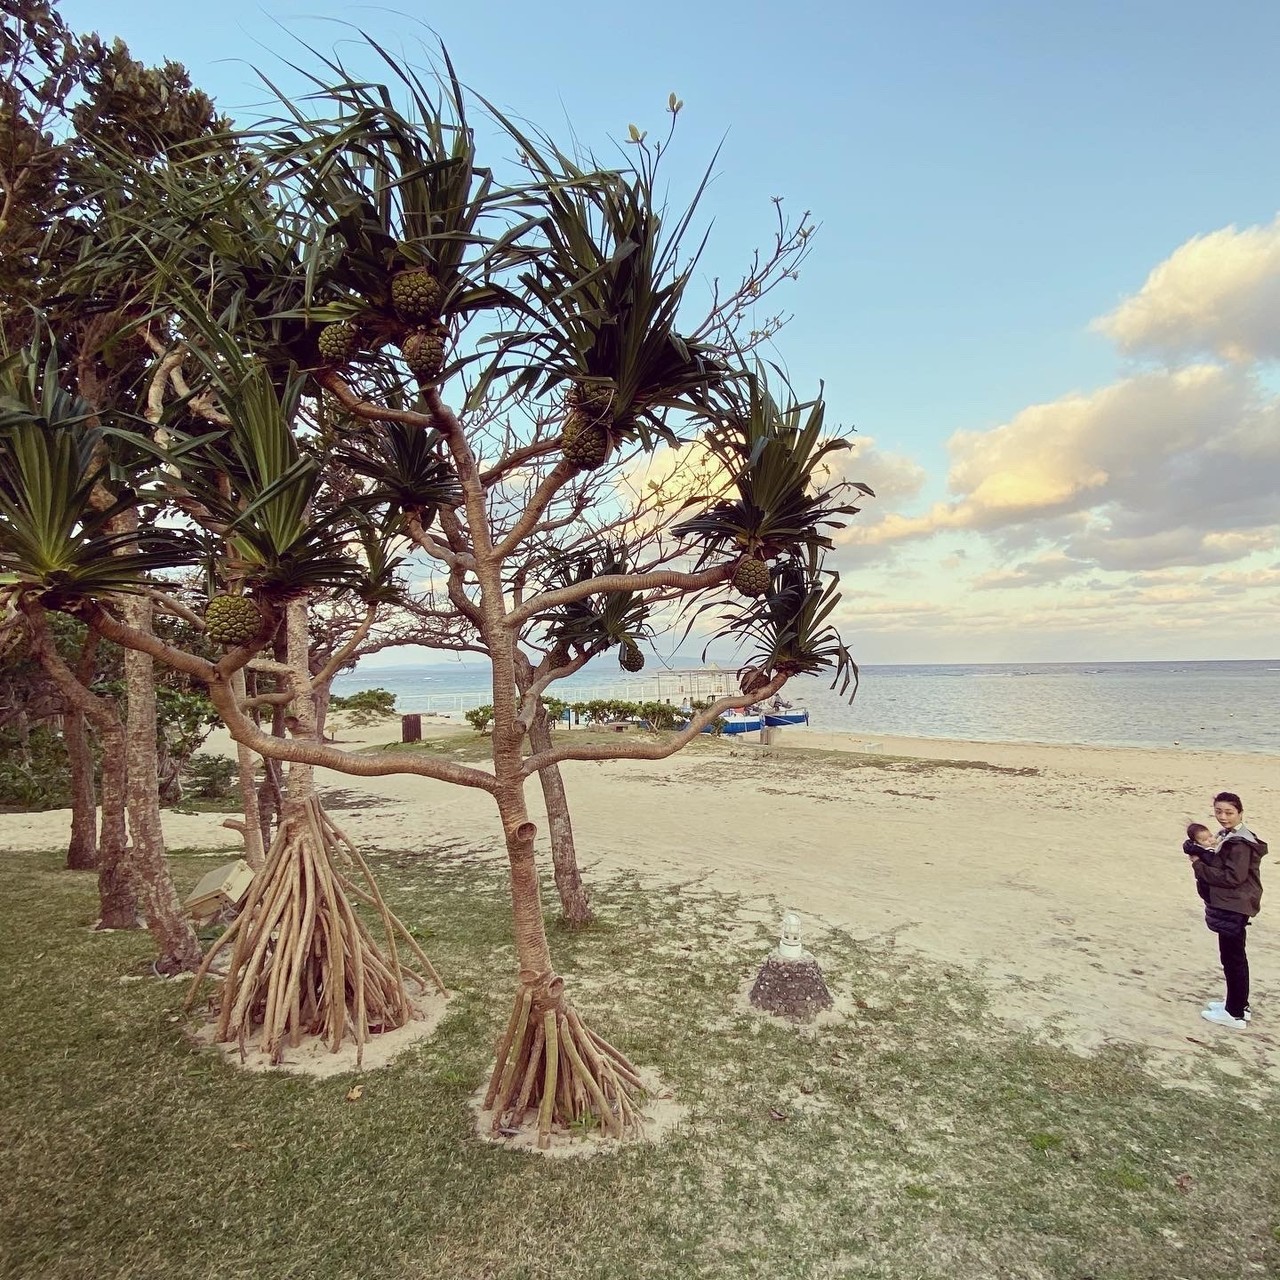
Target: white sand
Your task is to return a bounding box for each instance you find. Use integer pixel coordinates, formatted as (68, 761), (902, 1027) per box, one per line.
(471, 1067), (688, 1158)
(191, 990), (451, 1078)
(5, 715), (1276, 1083)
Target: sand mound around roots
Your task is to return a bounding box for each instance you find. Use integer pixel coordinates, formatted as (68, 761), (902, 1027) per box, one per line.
(190, 985), (451, 1078)
(470, 1065), (687, 1158)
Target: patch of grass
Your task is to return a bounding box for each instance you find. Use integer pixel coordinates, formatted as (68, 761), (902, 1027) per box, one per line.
(0, 845), (1277, 1279)
(722, 743), (1041, 777)
(1104, 1162), (1152, 1192)
(363, 726), (707, 767)
(362, 729), (498, 763)
(1028, 1131), (1066, 1154)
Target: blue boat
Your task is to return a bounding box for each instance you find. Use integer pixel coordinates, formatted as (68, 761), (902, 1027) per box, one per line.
(695, 702), (810, 735)
(764, 709), (809, 727)
(698, 712), (762, 735)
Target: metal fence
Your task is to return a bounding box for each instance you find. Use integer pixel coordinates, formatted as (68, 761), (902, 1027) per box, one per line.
(417, 668), (739, 713)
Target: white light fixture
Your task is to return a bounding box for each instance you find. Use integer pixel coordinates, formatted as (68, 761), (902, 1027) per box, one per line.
(778, 910), (804, 961)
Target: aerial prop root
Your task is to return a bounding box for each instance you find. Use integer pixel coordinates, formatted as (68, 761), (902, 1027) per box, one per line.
(185, 794), (444, 1067)
(483, 980), (646, 1148)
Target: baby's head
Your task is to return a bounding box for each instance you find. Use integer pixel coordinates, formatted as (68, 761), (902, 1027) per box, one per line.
(1187, 822), (1215, 849)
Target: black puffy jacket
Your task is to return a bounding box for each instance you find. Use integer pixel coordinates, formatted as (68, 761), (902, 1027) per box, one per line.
(1191, 826), (1267, 918)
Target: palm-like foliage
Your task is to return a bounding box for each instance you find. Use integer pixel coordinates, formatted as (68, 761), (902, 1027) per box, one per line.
(707, 550), (858, 698)
(334, 419), (460, 522)
(159, 318), (364, 599)
(264, 42), (531, 334)
(347, 517), (410, 607)
(537, 545), (651, 655)
(67, 130), (322, 383)
(0, 349), (193, 605)
(675, 369), (871, 564)
(493, 119), (725, 446)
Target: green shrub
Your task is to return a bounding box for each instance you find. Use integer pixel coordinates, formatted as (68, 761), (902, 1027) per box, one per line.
(330, 688), (398, 721)
(636, 701), (679, 731)
(183, 753), (239, 800)
(0, 726), (72, 810)
(577, 698), (646, 724)
(465, 705), (494, 733)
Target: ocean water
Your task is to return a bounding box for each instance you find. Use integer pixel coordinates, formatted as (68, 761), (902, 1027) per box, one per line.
(332, 659), (1280, 755)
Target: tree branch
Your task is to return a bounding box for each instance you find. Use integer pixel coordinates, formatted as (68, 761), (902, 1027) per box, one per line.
(514, 643), (601, 730)
(507, 563), (732, 629)
(405, 512), (468, 571)
(491, 459), (577, 563)
(316, 369), (437, 431)
(312, 603), (377, 688)
(145, 587), (206, 630)
(81, 601), (502, 793)
(479, 437), (563, 488)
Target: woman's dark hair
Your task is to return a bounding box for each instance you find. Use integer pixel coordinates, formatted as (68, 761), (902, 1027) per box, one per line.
(1187, 822), (1211, 840)
(1214, 791), (1244, 812)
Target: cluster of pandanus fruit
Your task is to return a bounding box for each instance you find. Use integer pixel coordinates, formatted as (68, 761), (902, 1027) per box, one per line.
(315, 267), (448, 384)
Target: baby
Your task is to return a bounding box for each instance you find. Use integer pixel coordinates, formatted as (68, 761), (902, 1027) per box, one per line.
(1185, 822), (1217, 853)
(1183, 822), (1218, 903)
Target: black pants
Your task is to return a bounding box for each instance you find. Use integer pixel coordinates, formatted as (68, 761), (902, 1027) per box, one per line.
(1218, 928), (1250, 1018)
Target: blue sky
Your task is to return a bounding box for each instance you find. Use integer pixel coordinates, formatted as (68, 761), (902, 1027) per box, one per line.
(63, 1), (1280, 661)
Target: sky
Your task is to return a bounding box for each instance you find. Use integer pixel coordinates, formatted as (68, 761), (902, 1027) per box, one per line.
(60, 0), (1280, 662)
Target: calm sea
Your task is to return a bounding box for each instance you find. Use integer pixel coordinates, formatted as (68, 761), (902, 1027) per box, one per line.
(332, 659), (1280, 755)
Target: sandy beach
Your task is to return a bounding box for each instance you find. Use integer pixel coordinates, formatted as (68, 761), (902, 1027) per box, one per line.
(4, 719), (1276, 1084)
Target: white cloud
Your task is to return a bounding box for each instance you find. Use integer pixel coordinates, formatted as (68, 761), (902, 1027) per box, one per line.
(1095, 215), (1280, 364)
(819, 218), (1280, 656)
(971, 552), (1088, 590)
(839, 362), (1280, 573)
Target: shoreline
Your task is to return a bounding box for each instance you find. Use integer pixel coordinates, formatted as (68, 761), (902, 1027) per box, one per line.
(3, 719), (1276, 1085)
(347, 700), (1280, 759)
(799, 725), (1280, 759)
(787, 727), (1280, 771)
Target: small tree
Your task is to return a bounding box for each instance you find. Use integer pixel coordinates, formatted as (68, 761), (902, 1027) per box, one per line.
(1, 0), (240, 969)
(7, 42), (866, 1140)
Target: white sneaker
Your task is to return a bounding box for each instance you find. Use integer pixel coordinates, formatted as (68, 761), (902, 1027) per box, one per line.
(1201, 1007), (1248, 1029)
(1205, 1000), (1252, 1022)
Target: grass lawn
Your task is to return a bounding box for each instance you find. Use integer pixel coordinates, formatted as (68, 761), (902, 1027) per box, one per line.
(1, 841), (1277, 1280)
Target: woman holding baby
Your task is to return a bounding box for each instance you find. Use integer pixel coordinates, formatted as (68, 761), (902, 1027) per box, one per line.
(1183, 792), (1267, 1029)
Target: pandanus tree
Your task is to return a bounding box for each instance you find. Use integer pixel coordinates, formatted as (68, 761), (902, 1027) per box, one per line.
(0, 345), (204, 965)
(18, 43), (864, 1140)
(158, 335), (451, 1061)
(1, 0), (238, 933)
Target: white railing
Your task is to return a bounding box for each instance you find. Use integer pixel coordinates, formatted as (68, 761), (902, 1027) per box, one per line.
(414, 670), (738, 713)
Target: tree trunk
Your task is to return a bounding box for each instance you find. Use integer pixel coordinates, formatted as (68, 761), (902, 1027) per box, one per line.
(23, 607), (138, 926)
(253, 651), (287, 849)
(156, 739), (183, 805)
(121, 594), (201, 974)
(482, 782), (641, 1146)
(529, 704), (593, 926)
(477, 572), (636, 1145)
(187, 595), (436, 1063)
(64, 707), (98, 871)
(314, 681), (332, 742)
(500, 793), (556, 977)
(284, 596), (318, 808)
(229, 668), (265, 871)
(95, 720), (138, 927)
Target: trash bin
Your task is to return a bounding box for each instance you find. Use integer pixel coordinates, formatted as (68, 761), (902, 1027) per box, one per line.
(401, 713), (422, 742)
(185, 859), (254, 922)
